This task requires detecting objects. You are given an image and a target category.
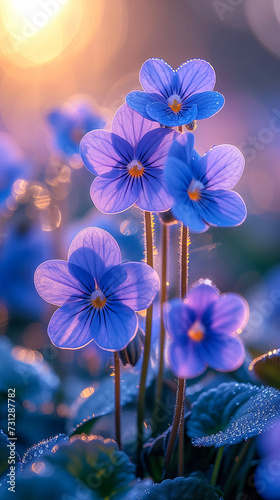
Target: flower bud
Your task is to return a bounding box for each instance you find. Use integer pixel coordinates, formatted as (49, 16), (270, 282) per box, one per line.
(159, 209), (178, 226)
(118, 328), (145, 367)
(185, 120), (197, 131)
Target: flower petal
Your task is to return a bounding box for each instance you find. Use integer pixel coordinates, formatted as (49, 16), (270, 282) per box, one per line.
(112, 102), (157, 148)
(164, 298), (196, 341)
(171, 201), (209, 233)
(199, 145), (245, 190)
(136, 128), (177, 167)
(34, 260), (94, 306)
(200, 336), (245, 372)
(186, 91), (225, 119)
(199, 190), (247, 227)
(167, 132), (195, 166)
(203, 293), (249, 334)
(91, 302), (138, 351)
(146, 101), (197, 127)
(168, 340), (207, 379)
(90, 169), (140, 214)
(140, 58), (174, 98)
(48, 300), (93, 348)
(177, 59), (216, 99)
(187, 283), (220, 317)
(100, 262), (159, 311)
(136, 168), (173, 212)
(164, 157), (193, 200)
(80, 130), (133, 175)
(68, 227), (121, 285)
(126, 91), (159, 121)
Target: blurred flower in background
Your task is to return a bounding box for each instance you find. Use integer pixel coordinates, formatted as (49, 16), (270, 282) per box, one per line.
(0, 132), (31, 212)
(47, 94), (106, 160)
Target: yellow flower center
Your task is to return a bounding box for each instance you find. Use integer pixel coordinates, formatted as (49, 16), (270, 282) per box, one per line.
(188, 320), (205, 342)
(167, 94), (182, 114)
(91, 290), (106, 309)
(128, 160), (144, 178)
(188, 179), (204, 202)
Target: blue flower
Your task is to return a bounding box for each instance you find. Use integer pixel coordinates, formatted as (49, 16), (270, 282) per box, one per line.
(34, 227), (159, 351)
(47, 96), (105, 157)
(126, 58), (224, 127)
(80, 103), (177, 213)
(0, 132), (31, 210)
(0, 219), (54, 319)
(165, 132), (247, 232)
(164, 280), (249, 379)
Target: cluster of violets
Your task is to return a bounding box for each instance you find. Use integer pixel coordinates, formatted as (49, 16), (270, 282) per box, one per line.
(35, 57), (249, 381)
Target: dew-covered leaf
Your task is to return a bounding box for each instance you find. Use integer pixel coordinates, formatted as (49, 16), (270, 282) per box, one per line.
(0, 430), (20, 476)
(187, 382), (259, 439)
(111, 478), (153, 500)
(22, 434), (69, 465)
(44, 434), (136, 498)
(189, 383), (280, 447)
(249, 348), (280, 390)
(138, 477), (222, 499)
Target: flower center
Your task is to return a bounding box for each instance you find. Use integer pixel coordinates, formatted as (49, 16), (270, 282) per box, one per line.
(188, 179), (204, 201)
(167, 94), (182, 113)
(128, 160), (144, 178)
(91, 289), (106, 309)
(187, 320), (205, 342)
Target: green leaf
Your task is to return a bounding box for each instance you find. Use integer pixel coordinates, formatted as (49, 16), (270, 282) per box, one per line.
(44, 434), (136, 498)
(249, 348), (280, 389)
(22, 434), (69, 466)
(0, 430), (20, 476)
(138, 477), (222, 499)
(188, 382), (280, 447)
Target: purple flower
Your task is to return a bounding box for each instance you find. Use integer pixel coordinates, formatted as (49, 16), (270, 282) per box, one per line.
(47, 96), (105, 157)
(164, 280), (249, 379)
(34, 227), (159, 351)
(80, 103), (177, 213)
(126, 58), (224, 127)
(165, 132), (247, 232)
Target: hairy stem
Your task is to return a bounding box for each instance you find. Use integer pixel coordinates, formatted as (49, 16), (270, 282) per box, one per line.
(176, 224), (190, 475)
(181, 224), (189, 298)
(114, 352), (122, 449)
(162, 377), (185, 478)
(137, 211), (154, 476)
(178, 386), (185, 476)
(155, 223), (168, 405)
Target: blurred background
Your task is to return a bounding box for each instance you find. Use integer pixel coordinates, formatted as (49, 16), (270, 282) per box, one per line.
(0, 0), (280, 451)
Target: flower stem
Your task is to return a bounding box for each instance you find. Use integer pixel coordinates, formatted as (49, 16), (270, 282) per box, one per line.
(224, 439), (253, 496)
(176, 224), (190, 475)
(155, 223), (168, 405)
(210, 446), (224, 486)
(137, 211), (154, 476)
(162, 377), (185, 479)
(114, 352), (122, 450)
(178, 384), (185, 476)
(181, 224), (189, 298)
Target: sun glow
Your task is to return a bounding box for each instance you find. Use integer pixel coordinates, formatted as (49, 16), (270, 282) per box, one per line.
(0, 0), (101, 67)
